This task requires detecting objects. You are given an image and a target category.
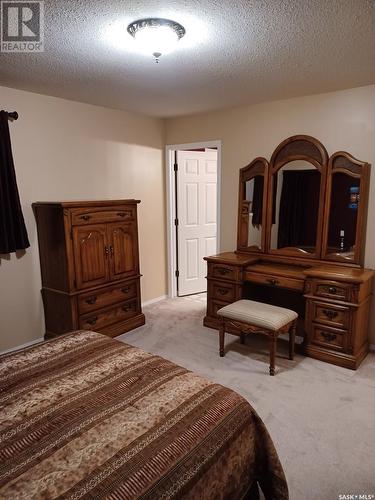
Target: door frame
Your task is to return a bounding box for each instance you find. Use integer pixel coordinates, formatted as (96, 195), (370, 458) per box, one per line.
(166, 140), (222, 298)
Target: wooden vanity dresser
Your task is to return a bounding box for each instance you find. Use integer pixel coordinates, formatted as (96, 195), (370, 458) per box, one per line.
(204, 136), (374, 369)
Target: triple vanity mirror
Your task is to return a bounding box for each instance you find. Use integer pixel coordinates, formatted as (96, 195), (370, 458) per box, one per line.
(237, 135), (370, 266)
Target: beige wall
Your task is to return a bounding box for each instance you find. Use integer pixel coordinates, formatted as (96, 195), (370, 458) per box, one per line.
(2, 83), (375, 351)
(166, 84), (375, 343)
(0, 86), (167, 351)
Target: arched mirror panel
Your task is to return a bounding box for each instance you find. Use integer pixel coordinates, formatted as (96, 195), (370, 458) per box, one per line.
(267, 136), (328, 259)
(237, 158), (268, 252)
(269, 159), (324, 256)
(322, 152), (370, 265)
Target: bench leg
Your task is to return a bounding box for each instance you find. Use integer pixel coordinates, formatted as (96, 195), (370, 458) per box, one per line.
(219, 320), (225, 357)
(269, 334), (277, 376)
(289, 321), (296, 361)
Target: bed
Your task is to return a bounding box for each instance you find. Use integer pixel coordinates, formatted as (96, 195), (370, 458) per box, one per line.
(0, 331), (288, 499)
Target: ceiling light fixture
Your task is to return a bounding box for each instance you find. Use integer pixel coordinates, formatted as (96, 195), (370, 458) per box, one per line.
(127, 18), (185, 63)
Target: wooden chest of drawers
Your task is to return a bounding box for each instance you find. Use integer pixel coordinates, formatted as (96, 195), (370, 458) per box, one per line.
(304, 269), (374, 369)
(33, 200), (145, 339)
(203, 253), (258, 332)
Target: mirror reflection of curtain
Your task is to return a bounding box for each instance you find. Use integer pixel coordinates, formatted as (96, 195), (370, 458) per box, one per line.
(251, 176), (264, 227)
(251, 176), (277, 228)
(277, 169), (320, 249)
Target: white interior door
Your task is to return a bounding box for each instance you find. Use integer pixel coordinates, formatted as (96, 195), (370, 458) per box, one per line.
(177, 149), (217, 296)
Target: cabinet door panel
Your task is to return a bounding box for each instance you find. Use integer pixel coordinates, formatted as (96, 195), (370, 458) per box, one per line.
(108, 222), (139, 280)
(73, 224), (109, 289)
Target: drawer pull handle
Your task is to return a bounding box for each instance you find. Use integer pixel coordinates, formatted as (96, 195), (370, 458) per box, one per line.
(85, 296), (97, 305)
(216, 267), (231, 276)
(328, 287), (337, 294)
(80, 215), (91, 221)
(122, 305), (133, 312)
(109, 245), (114, 257)
(323, 309), (338, 320)
(104, 246), (109, 258)
(86, 316), (98, 325)
(117, 212), (128, 217)
(218, 288), (229, 295)
(266, 278), (279, 286)
(321, 331), (336, 342)
(121, 286), (131, 294)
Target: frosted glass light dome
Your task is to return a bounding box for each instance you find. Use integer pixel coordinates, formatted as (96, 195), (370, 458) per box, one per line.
(127, 18), (186, 62)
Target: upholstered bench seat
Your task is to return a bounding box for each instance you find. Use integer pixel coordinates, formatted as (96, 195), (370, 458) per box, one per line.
(217, 300), (298, 331)
(217, 299), (298, 375)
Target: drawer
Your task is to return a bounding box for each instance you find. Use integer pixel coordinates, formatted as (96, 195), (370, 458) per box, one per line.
(79, 299), (138, 330)
(310, 301), (350, 329)
(209, 299), (231, 318)
(311, 324), (345, 351)
(311, 280), (353, 302)
(208, 263), (240, 282)
(208, 280), (237, 302)
(71, 207), (135, 225)
(245, 272), (304, 292)
(78, 280), (138, 314)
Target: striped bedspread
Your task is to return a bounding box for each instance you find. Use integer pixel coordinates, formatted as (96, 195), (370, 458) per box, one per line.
(0, 331), (288, 499)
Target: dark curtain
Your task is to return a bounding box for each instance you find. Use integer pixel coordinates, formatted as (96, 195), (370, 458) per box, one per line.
(251, 176), (264, 227)
(251, 176), (277, 227)
(277, 169), (320, 249)
(0, 111), (30, 253)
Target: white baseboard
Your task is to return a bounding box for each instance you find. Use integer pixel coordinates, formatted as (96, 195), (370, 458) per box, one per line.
(0, 337), (44, 356)
(142, 295), (167, 307)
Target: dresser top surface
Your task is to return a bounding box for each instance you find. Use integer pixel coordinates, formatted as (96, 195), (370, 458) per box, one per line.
(205, 252), (374, 283)
(32, 200), (141, 208)
(304, 265), (375, 283)
(204, 252), (258, 266)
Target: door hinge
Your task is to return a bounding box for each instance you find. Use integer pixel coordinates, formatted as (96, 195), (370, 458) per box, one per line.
(174, 163), (178, 172)
(175, 270), (180, 278)
(174, 218), (179, 226)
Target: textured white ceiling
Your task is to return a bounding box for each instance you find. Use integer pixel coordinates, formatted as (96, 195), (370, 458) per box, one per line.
(1, 0), (375, 117)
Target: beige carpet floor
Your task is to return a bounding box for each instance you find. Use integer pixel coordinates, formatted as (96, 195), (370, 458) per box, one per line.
(117, 294), (375, 500)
